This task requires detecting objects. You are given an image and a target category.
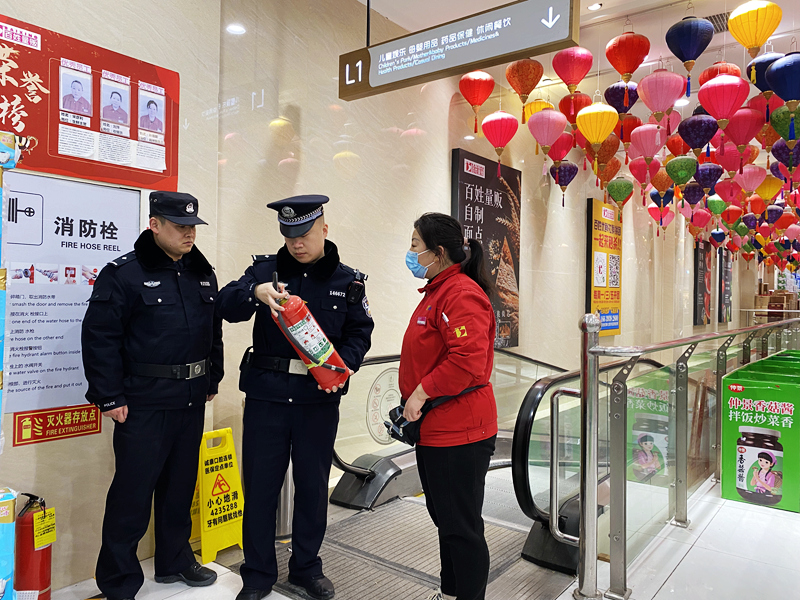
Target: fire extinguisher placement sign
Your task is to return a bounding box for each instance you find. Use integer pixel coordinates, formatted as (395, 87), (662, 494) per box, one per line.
(33, 508), (56, 549)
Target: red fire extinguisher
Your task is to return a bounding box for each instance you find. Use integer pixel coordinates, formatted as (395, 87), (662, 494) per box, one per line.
(15, 493), (52, 600)
(270, 273), (349, 390)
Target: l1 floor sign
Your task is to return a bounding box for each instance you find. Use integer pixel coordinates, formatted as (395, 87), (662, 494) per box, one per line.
(197, 428), (243, 564)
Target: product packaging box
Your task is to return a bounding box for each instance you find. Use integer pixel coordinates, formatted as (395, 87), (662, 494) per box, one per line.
(0, 488), (17, 600)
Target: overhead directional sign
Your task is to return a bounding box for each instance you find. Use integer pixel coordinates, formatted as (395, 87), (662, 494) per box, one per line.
(339, 0), (578, 101)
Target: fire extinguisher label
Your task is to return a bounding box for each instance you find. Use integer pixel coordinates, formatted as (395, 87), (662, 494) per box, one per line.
(288, 315), (334, 365)
(33, 508), (56, 549)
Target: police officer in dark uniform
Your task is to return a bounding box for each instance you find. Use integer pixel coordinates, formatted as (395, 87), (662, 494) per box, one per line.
(81, 192), (224, 600)
(217, 195), (373, 600)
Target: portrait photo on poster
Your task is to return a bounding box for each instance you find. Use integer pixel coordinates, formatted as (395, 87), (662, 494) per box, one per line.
(100, 80), (130, 126)
(60, 68), (93, 117)
(138, 89), (164, 133)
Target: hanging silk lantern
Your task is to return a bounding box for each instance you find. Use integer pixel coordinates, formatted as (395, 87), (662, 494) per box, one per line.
(766, 203), (784, 224)
(630, 123), (667, 165)
(651, 168), (673, 198)
(667, 133), (691, 157)
(481, 110), (518, 176)
(717, 180), (745, 206)
(698, 75), (750, 131)
(771, 106), (797, 150)
(772, 138), (800, 173)
(748, 94), (785, 130)
(630, 156), (661, 186)
(576, 102), (619, 172)
(548, 132), (575, 167)
(648, 111), (682, 137)
(722, 204), (745, 226)
(743, 144), (760, 166)
(692, 208), (713, 229)
(678, 115), (719, 157)
(638, 69), (687, 123)
(728, 1), (783, 59)
(599, 157), (622, 189)
(506, 59), (543, 123)
(766, 53), (800, 145)
(559, 93), (592, 132)
(683, 182), (706, 205)
(606, 31), (651, 86)
(735, 164), (768, 195)
(756, 123), (782, 156)
(757, 174), (785, 202)
(666, 16), (715, 96)
(552, 47), (594, 94)
(771, 162), (800, 190)
(615, 115), (642, 164)
(666, 156), (698, 190)
(707, 194), (727, 217)
(695, 163), (724, 194)
(584, 133), (621, 173)
(607, 177), (635, 212)
(649, 203), (675, 230)
(743, 211), (760, 230)
(747, 52), (784, 122)
(717, 142), (743, 176)
(698, 61), (742, 87)
(650, 187), (675, 209)
(527, 108), (568, 155)
(604, 81), (639, 116)
(725, 108), (765, 156)
(550, 160), (579, 205)
(460, 71), (495, 133)
(522, 98), (555, 123)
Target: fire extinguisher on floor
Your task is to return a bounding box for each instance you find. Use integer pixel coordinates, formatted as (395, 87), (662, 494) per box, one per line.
(15, 493), (52, 600)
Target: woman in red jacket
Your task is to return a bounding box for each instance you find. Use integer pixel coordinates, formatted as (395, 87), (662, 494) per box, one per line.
(400, 212), (498, 600)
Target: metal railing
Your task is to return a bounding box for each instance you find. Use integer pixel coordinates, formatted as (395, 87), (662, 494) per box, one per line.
(573, 314), (800, 600)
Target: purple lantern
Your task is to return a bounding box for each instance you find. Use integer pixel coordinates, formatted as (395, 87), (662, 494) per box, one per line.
(604, 81), (639, 115)
(767, 204), (783, 224)
(550, 161), (579, 206)
(794, 240), (800, 253)
(694, 163), (724, 193)
(677, 115), (719, 156)
(683, 182), (705, 205)
(742, 212), (759, 230)
(772, 139), (800, 171)
(771, 161), (787, 181)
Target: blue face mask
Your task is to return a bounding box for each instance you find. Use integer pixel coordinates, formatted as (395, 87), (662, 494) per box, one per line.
(405, 249), (435, 279)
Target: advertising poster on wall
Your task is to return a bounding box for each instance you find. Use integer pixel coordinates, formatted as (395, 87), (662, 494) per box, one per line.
(2, 171), (140, 414)
(719, 248), (733, 324)
(0, 14), (180, 190)
(694, 240), (713, 326)
(585, 198), (621, 336)
(451, 148), (520, 348)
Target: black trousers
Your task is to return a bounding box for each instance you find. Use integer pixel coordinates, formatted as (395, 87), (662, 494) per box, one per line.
(240, 399), (339, 590)
(416, 435), (496, 600)
(96, 406), (205, 600)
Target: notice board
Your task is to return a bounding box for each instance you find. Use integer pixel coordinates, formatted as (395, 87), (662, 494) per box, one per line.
(0, 15), (179, 190)
(451, 148), (520, 348)
(718, 248), (733, 324)
(585, 198), (621, 336)
(693, 240), (714, 326)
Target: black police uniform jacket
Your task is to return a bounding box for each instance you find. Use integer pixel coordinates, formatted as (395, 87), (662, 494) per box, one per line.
(216, 240), (373, 403)
(81, 229), (224, 411)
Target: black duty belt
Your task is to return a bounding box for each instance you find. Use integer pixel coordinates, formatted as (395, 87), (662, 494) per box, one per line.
(127, 358), (209, 380)
(250, 354), (309, 376)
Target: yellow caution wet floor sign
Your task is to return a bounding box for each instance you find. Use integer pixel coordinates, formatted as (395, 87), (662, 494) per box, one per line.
(194, 427), (244, 563)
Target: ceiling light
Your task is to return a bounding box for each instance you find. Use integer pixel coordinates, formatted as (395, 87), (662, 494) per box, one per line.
(226, 23), (246, 34)
(674, 97), (690, 107)
(588, 3), (603, 10)
(464, 135), (475, 141)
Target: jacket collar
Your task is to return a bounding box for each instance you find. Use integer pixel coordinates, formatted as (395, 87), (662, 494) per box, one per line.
(276, 240), (339, 281)
(134, 229), (213, 275)
(420, 263), (462, 294)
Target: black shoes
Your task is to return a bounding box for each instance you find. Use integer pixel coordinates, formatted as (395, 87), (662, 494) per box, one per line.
(154, 561), (217, 587)
(288, 574), (335, 600)
(235, 586), (272, 600)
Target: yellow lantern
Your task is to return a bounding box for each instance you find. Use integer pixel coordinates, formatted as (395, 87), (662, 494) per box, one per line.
(728, 1), (782, 59)
(576, 102), (619, 171)
(522, 99), (554, 123)
(756, 174), (784, 202)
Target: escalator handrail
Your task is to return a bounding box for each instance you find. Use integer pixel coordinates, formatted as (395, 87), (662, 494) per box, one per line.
(495, 348), (568, 373)
(333, 351), (568, 481)
(511, 357), (665, 523)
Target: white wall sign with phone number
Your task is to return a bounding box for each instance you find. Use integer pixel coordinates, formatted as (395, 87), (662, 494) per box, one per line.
(2, 171), (140, 413)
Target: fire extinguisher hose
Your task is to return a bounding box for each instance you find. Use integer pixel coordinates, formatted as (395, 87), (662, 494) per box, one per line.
(272, 272), (347, 374)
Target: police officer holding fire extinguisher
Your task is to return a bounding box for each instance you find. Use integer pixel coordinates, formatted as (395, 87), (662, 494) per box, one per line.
(216, 195), (373, 600)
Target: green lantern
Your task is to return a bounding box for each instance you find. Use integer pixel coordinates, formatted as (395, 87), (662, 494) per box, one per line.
(771, 106), (796, 149)
(707, 194), (726, 216)
(607, 177), (635, 210)
(665, 156), (698, 189)
(735, 221), (750, 237)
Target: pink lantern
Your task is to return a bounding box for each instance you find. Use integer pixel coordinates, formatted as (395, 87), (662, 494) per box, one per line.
(697, 75), (751, 130)
(638, 69), (687, 122)
(481, 110), (519, 176)
(715, 179), (745, 205)
(692, 208), (713, 228)
(630, 124), (667, 165)
(648, 203), (675, 231)
(717, 142), (743, 175)
(785, 223), (800, 242)
(548, 132), (575, 167)
(725, 107), (765, 153)
(679, 201), (694, 220)
(630, 156), (661, 184)
(734, 164), (767, 195)
(527, 108), (569, 155)
(648, 111), (682, 136)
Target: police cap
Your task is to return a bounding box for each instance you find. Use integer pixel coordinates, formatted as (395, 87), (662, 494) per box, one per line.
(267, 194), (328, 238)
(150, 191), (207, 226)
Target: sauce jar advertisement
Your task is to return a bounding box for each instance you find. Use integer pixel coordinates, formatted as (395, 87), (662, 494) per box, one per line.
(722, 353), (800, 513)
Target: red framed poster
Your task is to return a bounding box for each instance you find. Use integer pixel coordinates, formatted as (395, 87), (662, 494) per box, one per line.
(0, 15), (179, 190)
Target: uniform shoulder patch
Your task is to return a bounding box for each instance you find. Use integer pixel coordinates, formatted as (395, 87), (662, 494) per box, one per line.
(340, 263), (367, 280)
(108, 253), (136, 268)
(251, 254), (272, 263)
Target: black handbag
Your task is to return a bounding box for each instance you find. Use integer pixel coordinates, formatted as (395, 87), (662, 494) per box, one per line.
(384, 385), (486, 446)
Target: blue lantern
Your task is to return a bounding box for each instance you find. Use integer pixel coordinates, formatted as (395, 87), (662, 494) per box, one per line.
(665, 16), (715, 97)
(650, 186), (674, 208)
(747, 52), (784, 93)
(766, 52), (800, 142)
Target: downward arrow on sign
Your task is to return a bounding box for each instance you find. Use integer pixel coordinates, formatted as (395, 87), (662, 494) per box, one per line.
(541, 6), (561, 28)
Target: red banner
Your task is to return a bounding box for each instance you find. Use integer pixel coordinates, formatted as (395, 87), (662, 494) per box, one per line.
(0, 15), (179, 190)
(13, 404), (102, 446)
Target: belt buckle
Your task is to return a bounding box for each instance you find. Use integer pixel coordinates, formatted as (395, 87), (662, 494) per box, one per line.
(288, 359), (308, 376)
(186, 359), (206, 379)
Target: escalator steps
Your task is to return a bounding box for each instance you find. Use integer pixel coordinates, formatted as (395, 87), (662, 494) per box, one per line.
(229, 499), (573, 599)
